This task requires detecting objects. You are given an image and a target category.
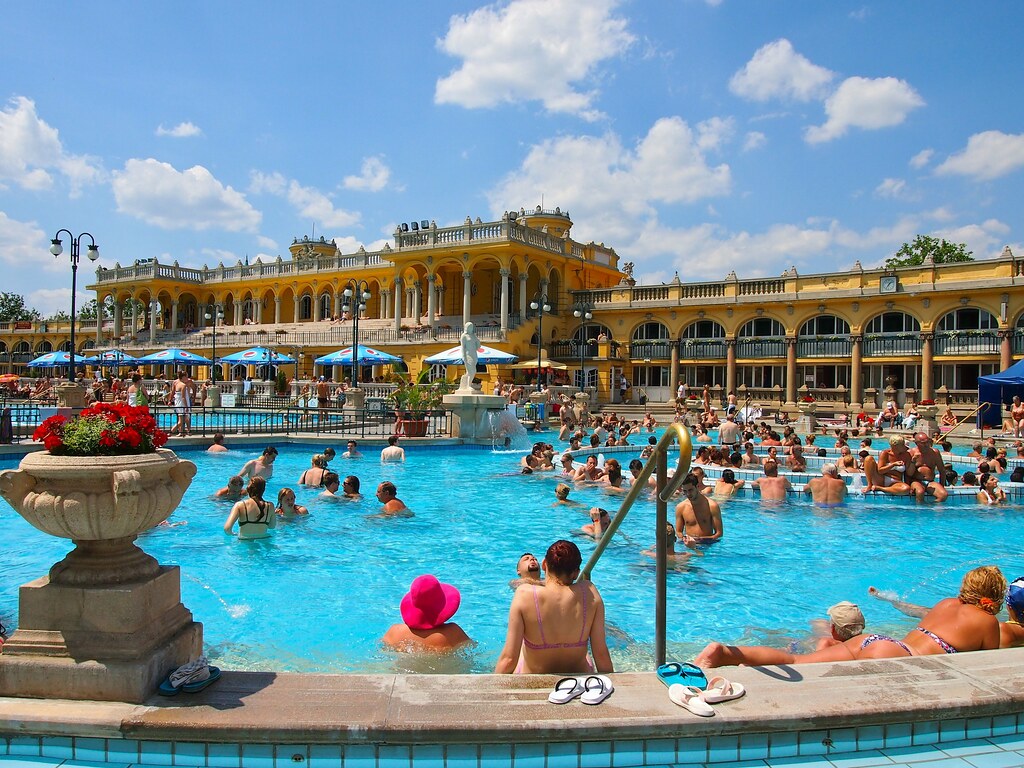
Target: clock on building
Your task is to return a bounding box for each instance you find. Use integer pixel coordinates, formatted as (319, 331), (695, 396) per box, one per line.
(880, 276), (898, 294)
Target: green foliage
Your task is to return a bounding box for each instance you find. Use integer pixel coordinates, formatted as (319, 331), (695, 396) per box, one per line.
(885, 235), (973, 269)
(388, 368), (455, 414)
(275, 370), (289, 394)
(0, 292), (41, 322)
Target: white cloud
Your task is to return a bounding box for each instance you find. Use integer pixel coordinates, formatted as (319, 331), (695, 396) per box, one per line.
(743, 131), (767, 152)
(934, 130), (1024, 181)
(909, 148), (933, 169)
(933, 219), (1011, 258)
(343, 156), (393, 192)
(435, 0), (634, 121)
(0, 210), (51, 269)
(696, 117), (735, 152)
(156, 122), (203, 138)
(875, 177), (911, 200)
(249, 170), (287, 195)
(805, 76), (924, 143)
(0, 96), (104, 197)
(250, 170), (359, 229)
(256, 235), (278, 251)
(112, 158), (261, 232)
(729, 39), (834, 103)
(28, 287), (77, 318)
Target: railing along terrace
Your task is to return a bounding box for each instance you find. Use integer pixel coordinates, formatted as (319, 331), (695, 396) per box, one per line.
(550, 340), (599, 360)
(0, 402), (46, 443)
(679, 339), (727, 360)
(933, 331), (1000, 355)
(1014, 331), (1024, 356)
(628, 341), (674, 360)
(737, 279), (786, 296)
(796, 337), (853, 358)
(736, 337), (787, 358)
(862, 333), (923, 357)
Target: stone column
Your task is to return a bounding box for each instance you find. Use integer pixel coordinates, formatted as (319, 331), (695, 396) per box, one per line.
(726, 339), (737, 399)
(95, 314), (102, 345)
(313, 292), (321, 322)
(274, 296), (281, 324)
(393, 278), (403, 333)
(519, 274), (528, 322)
(850, 335), (863, 408)
(920, 332), (934, 401)
(427, 275), (437, 330)
(149, 302), (158, 343)
(381, 289), (391, 320)
(1000, 329), (1013, 371)
(785, 337), (797, 405)
(292, 295), (300, 323)
(669, 342), (680, 403)
(413, 283), (422, 323)
(499, 268), (510, 335)
(113, 302), (123, 338)
(131, 299), (139, 339)
(463, 271), (472, 326)
(170, 299), (179, 332)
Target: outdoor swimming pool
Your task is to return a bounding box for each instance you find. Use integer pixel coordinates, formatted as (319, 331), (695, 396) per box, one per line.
(2, 441), (1022, 674)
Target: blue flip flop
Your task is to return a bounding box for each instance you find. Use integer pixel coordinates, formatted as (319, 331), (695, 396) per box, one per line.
(656, 661), (707, 690)
(157, 665), (221, 696)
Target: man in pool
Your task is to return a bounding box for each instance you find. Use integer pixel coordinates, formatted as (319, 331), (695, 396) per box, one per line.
(510, 552), (543, 589)
(238, 446), (278, 481)
(863, 435), (915, 495)
(573, 454), (605, 482)
(215, 475), (245, 500)
(802, 463), (847, 506)
(582, 507), (612, 539)
(381, 434), (405, 462)
(718, 414), (741, 445)
(675, 473), (723, 548)
(750, 461), (792, 501)
(908, 432), (949, 502)
(375, 481), (409, 515)
(341, 440), (362, 459)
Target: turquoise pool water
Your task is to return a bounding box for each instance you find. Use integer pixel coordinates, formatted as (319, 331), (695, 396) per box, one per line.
(2, 442), (1022, 673)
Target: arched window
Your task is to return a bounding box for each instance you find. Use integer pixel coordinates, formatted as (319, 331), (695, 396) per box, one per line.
(936, 307), (997, 331)
(681, 320), (725, 339)
(865, 312), (920, 334)
(300, 295), (313, 321)
(863, 312), (921, 356)
(935, 307), (1000, 355)
(736, 317), (786, 358)
(799, 315), (850, 336)
(738, 317), (785, 337)
(34, 340), (53, 353)
(318, 293), (332, 320)
(13, 341), (31, 354)
(631, 322), (670, 341)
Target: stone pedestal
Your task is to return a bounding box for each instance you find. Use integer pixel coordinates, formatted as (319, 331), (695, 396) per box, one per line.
(55, 383), (86, 408)
(345, 387), (366, 410)
(795, 405), (817, 433)
(443, 393), (510, 443)
(204, 384), (222, 408)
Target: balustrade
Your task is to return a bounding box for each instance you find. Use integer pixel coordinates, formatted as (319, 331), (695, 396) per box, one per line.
(679, 339), (727, 359)
(735, 337), (787, 358)
(862, 334), (923, 357)
(796, 338), (853, 357)
(933, 331), (1000, 355)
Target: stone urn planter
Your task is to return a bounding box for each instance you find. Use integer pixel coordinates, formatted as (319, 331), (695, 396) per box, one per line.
(916, 405), (938, 420)
(0, 448), (202, 702)
(797, 401), (818, 415)
(0, 448), (196, 586)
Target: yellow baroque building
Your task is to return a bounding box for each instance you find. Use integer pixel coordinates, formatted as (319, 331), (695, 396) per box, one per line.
(0, 208), (1020, 412)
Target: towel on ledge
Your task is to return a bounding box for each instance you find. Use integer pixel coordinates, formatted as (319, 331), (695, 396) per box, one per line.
(169, 656), (211, 689)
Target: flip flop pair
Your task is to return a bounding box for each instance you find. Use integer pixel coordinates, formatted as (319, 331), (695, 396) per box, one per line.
(656, 661), (707, 690)
(157, 665), (222, 696)
(548, 675), (614, 705)
(668, 676), (745, 717)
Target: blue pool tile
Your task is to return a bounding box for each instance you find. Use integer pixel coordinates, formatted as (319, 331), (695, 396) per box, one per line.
(547, 741), (578, 768)
(759, 756), (833, 767)
(309, 744), (343, 768)
(343, 745), (376, 768)
(173, 741), (207, 766)
(856, 726), (885, 753)
(826, 729), (858, 755)
(105, 740), (139, 763)
(276, 746), (311, 768)
(707, 760), (764, 768)
(914, 722), (941, 746)
(990, 715), (1017, 737)
(895, 758), (971, 768)
(37, 737), (72, 761)
(643, 738), (676, 765)
(826, 750), (890, 767)
(513, 743), (545, 768)
(939, 720), (968, 743)
(410, 745), (443, 768)
(479, 744), (511, 768)
(738, 733), (769, 762)
(959, 751), (1024, 768)
(768, 732), (799, 760)
(966, 718), (994, 741)
(137, 740), (173, 766)
(881, 744), (950, 762)
(445, 744), (476, 768)
(676, 737), (707, 764)
(6, 738), (41, 757)
(938, 740), (1001, 758)
(579, 740), (612, 768)
(797, 731), (830, 757)
(206, 742), (241, 768)
(0, 759), (65, 768)
(708, 736), (740, 764)
(239, 743), (274, 768)
(71, 738), (106, 763)
(379, 744), (412, 768)
(611, 739), (643, 768)
(886, 724), (914, 750)
(986, 735), (1024, 751)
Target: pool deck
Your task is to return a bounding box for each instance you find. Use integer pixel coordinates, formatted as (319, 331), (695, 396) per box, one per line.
(2, 648), (1023, 747)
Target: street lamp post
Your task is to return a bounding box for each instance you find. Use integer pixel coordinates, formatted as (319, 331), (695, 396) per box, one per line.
(342, 280), (372, 409)
(529, 293), (551, 392)
(50, 230), (99, 382)
(204, 304), (224, 407)
(573, 303), (594, 394)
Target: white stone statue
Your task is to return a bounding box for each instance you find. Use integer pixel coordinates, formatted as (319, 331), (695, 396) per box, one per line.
(459, 322), (480, 392)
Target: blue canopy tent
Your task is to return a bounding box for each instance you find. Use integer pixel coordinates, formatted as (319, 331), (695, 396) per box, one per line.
(977, 358), (1024, 427)
(423, 344), (518, 366)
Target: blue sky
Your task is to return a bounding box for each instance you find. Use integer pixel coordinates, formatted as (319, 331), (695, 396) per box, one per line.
(1, 1), (1022, 316)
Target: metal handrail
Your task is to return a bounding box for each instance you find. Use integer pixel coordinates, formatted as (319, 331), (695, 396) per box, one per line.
(942, 400), (992, 439)
(580, 422), (692, 666)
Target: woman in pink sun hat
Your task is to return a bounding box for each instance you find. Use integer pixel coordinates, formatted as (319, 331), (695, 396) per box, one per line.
(382, 575), (472, 652)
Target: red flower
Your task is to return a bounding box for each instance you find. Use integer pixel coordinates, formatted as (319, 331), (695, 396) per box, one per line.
(120, 427), (142, 448)
(99, 430), (117, 447)
(43, 434), (62, 452)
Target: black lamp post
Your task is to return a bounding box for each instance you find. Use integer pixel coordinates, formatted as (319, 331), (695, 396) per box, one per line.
(573, 303), (594, 393)
(529, 292), (551, 391)
(342, 280), (372, 385)
(50, 230), (99, 380)
(204, 304), (224, 382)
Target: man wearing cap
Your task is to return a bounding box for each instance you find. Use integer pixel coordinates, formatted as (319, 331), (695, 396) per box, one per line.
(818, 601), (866, 650)
(802, 464), (847, 506)
(382, 574), (471, 652)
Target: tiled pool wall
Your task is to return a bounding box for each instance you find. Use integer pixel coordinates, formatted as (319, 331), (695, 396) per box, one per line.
(3, 712), (1024, 768)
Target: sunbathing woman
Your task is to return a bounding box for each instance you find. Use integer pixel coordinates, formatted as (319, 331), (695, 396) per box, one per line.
(494, 539), (612, 674)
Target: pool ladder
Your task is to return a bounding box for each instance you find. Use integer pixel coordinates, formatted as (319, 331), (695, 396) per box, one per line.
(580, 422), (692, 668)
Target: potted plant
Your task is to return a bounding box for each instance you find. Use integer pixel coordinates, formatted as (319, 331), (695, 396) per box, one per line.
(0, 402), (195, 586)
(798, 395), (817, 413)
(388, 370), (455, 437)
(916, 399), (938, 419)
(275, 370), (289, 397)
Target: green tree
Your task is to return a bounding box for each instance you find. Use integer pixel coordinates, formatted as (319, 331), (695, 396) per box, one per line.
(0, 292), (41, 322)
(885, 235), (974, 269)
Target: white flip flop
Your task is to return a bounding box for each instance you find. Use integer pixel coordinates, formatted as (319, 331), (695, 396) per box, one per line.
(669, 683), (715, 717)
(580, 674), (614, 705)
(548, 676), (586, 704)
(702, 676), (746, 703)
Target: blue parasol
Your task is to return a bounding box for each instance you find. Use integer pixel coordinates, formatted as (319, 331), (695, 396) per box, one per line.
(85, 349), (139, 366)
(134, 348), (214, 365)
(217, 346), (297, 364)
(26, 351), (90, 368)
(314, 345), (401, 366)
(423, 344), (518, 365)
